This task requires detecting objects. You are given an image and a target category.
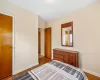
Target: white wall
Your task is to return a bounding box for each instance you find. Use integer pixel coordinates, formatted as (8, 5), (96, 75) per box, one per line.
(38, 16), (46, 56)
(47, 3), (100, 77)
(0, 0), (38, 74)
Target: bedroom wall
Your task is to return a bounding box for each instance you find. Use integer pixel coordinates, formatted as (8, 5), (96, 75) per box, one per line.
(38, 16), (46, 56)
(47, 3), (100, 76)
(0, 0), (38, 74)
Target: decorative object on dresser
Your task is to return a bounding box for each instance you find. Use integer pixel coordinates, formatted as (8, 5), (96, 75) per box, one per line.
(53, 48), (79, 67)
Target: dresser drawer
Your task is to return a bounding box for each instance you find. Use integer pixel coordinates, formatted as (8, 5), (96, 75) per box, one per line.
(54, 54), (63, 60)
(53, 50), (64, 56)
(53, 57), (63, 62)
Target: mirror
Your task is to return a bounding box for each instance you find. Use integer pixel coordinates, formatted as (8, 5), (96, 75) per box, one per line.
(61, 22), (73, 47)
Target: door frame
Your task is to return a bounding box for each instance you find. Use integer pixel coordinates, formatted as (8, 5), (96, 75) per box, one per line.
(38, 28), (41, 58)
(12, 15), (14, 75)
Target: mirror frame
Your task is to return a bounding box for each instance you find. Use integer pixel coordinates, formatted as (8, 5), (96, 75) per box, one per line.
(61, 21), (73, 47)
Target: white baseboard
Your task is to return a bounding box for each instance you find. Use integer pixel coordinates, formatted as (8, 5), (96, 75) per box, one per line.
(13, 62), (39, 75)
(82, 68), (100, 77)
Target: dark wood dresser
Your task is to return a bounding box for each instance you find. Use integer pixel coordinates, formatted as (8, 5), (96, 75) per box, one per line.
(53, 48), (79, 67)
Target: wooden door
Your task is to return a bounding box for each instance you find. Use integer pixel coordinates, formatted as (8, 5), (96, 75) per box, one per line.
(45, 27), (51, 59)
(0, 14), (12, 79)
(38, 30), (41, 57)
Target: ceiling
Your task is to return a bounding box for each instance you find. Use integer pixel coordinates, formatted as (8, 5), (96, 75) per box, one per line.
(8, 0), (96, 21)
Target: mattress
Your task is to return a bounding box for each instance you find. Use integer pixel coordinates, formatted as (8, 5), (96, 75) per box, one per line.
(13, 60), (88, 80)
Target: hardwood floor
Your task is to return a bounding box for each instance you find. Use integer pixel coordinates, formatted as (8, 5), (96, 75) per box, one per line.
(2, 57), (100, 80)
(85, 72), (100, 80)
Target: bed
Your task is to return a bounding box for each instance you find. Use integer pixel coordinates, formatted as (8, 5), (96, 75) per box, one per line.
(13, 49), (88, 80)
(13, 60), (88, 80)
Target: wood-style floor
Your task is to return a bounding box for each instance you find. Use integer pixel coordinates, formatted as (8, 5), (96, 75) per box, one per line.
(3, 57), (100, 80)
